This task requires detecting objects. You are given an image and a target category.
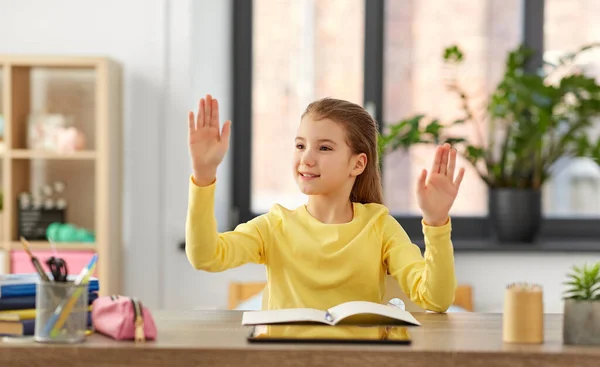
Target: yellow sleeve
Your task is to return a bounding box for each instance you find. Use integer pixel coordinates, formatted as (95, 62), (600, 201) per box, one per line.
(381, 215), (457, 312)
(185, 176), (272, 272)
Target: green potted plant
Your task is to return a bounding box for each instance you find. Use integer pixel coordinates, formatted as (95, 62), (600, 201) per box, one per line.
(562, 262), (600, 345)
(379, 43), (600, 243)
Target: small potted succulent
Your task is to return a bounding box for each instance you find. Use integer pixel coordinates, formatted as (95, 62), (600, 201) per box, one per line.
(562, 261), (600, 345)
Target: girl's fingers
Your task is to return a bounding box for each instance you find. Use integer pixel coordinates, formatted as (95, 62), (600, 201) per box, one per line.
(197, 98), (205, 127)
(431, 146), (442, 174)
(417, 169), (427, 191)
(439, 144), (449, 175)
(447, 147), (456, 178)
(188, 111), (195, 131)
(221, 120), (232, 146)
(454, 167), (466, 188)
(212, 98), (220, 130)
(205, 94), (212, 126)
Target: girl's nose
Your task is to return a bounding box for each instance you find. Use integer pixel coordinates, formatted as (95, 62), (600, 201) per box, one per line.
(301, 150), (316, 167)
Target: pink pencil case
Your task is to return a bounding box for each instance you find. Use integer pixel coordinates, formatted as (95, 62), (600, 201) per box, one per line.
(91, 295), (157, 342)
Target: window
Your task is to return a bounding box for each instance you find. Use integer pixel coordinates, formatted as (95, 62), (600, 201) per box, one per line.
(542, 0), (600, 218)
(382, 0), (523, 216)
(251, 0), (365, 213)
(233, 0), (600, 242)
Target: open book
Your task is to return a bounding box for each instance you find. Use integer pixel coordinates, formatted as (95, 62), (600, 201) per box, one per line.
(241, 301), (421, 326)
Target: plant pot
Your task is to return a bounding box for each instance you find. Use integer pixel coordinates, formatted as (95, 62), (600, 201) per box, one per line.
(563, 299), (600, 345)
(488, 188), (541, 243)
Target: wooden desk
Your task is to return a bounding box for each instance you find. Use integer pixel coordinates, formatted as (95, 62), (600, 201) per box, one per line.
(1, 310), (598, 367)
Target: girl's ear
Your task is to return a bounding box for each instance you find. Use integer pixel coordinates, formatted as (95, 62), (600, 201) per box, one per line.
(351, 153), (368, 177)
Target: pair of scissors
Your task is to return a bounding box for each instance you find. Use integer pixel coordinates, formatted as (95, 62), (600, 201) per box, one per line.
(45, 256), (69, 282)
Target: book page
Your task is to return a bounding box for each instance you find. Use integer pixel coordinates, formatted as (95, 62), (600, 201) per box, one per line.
(241, 308), (331, 325)
(328, 301), (421, 326)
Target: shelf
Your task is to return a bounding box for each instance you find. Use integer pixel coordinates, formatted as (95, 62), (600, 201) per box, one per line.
(0, 55), (122, 296)
(10, 149), (96, 160)
(413, 238), (600, 253)
(6, 241), (96, 251)
(0, 55), (106, 68)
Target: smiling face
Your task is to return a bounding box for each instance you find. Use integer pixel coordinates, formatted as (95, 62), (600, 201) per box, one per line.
(293, 114), (367, 198)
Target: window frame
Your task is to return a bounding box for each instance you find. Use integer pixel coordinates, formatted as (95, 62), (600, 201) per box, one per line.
(230, 0), (600, 250)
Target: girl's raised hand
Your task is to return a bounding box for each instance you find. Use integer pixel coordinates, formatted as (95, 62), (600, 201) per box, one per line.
(416, 143), (465, 226)
(188, 94), (231, 186)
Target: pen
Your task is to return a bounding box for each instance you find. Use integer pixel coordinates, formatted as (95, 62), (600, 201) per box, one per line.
(20, 236), (51, 282)
(43, 253), (97, 337)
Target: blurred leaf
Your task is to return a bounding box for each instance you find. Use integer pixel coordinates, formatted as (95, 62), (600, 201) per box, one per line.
(381, 42), (600, 189)
(443, 45), (464, 63)
(444, 137), (466, 145)
(424, 120), (442, 135)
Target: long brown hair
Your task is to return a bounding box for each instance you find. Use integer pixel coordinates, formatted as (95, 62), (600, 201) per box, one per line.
(301, 97), (384, 204)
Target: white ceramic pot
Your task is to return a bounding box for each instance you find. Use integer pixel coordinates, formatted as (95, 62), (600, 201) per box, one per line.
(563, 299), (600, 345)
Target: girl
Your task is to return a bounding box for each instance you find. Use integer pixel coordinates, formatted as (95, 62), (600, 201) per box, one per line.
(186, 94), (465, 313)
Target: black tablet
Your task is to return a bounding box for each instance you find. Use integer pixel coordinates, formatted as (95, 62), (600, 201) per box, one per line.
(247, 324), (412, 344)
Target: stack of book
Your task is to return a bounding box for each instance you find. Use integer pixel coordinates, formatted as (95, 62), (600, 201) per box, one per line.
(0, 273), (99, 336)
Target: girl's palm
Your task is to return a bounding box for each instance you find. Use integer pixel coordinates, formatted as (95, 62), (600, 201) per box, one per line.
(188, 95), (231, 170)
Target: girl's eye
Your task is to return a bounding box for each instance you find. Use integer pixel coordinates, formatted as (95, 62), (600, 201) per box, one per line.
(296, 144), (304, 149)
(320, 146), (332, 151)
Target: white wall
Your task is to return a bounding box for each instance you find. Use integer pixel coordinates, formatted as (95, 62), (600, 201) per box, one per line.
(455, 252), (598, 313)
(0, 0), (167, 306)
(160, 0), (260, 310)
(0, 0), (597, 314)
(0, 0), (256, 309)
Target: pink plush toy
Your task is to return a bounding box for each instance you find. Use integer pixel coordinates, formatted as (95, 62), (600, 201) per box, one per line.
(56, 127), (86, 154)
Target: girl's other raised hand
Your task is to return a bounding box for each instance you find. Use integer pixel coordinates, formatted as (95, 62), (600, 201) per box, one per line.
(416, 143), (465, 226)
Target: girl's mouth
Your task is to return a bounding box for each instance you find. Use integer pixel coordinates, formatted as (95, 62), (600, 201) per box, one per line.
(299, 173), (320, 180)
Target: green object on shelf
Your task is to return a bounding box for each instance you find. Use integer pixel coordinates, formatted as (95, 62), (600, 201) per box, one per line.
(46, 222), (95, 243)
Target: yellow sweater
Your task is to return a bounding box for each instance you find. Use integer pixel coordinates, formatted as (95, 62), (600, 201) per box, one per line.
(185, 177), (457, 312)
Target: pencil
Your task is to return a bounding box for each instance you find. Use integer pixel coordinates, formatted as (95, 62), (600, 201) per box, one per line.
(20, 236), (51, 282)
(48, 262), (96, 337)
(45, 254), (97, 337)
